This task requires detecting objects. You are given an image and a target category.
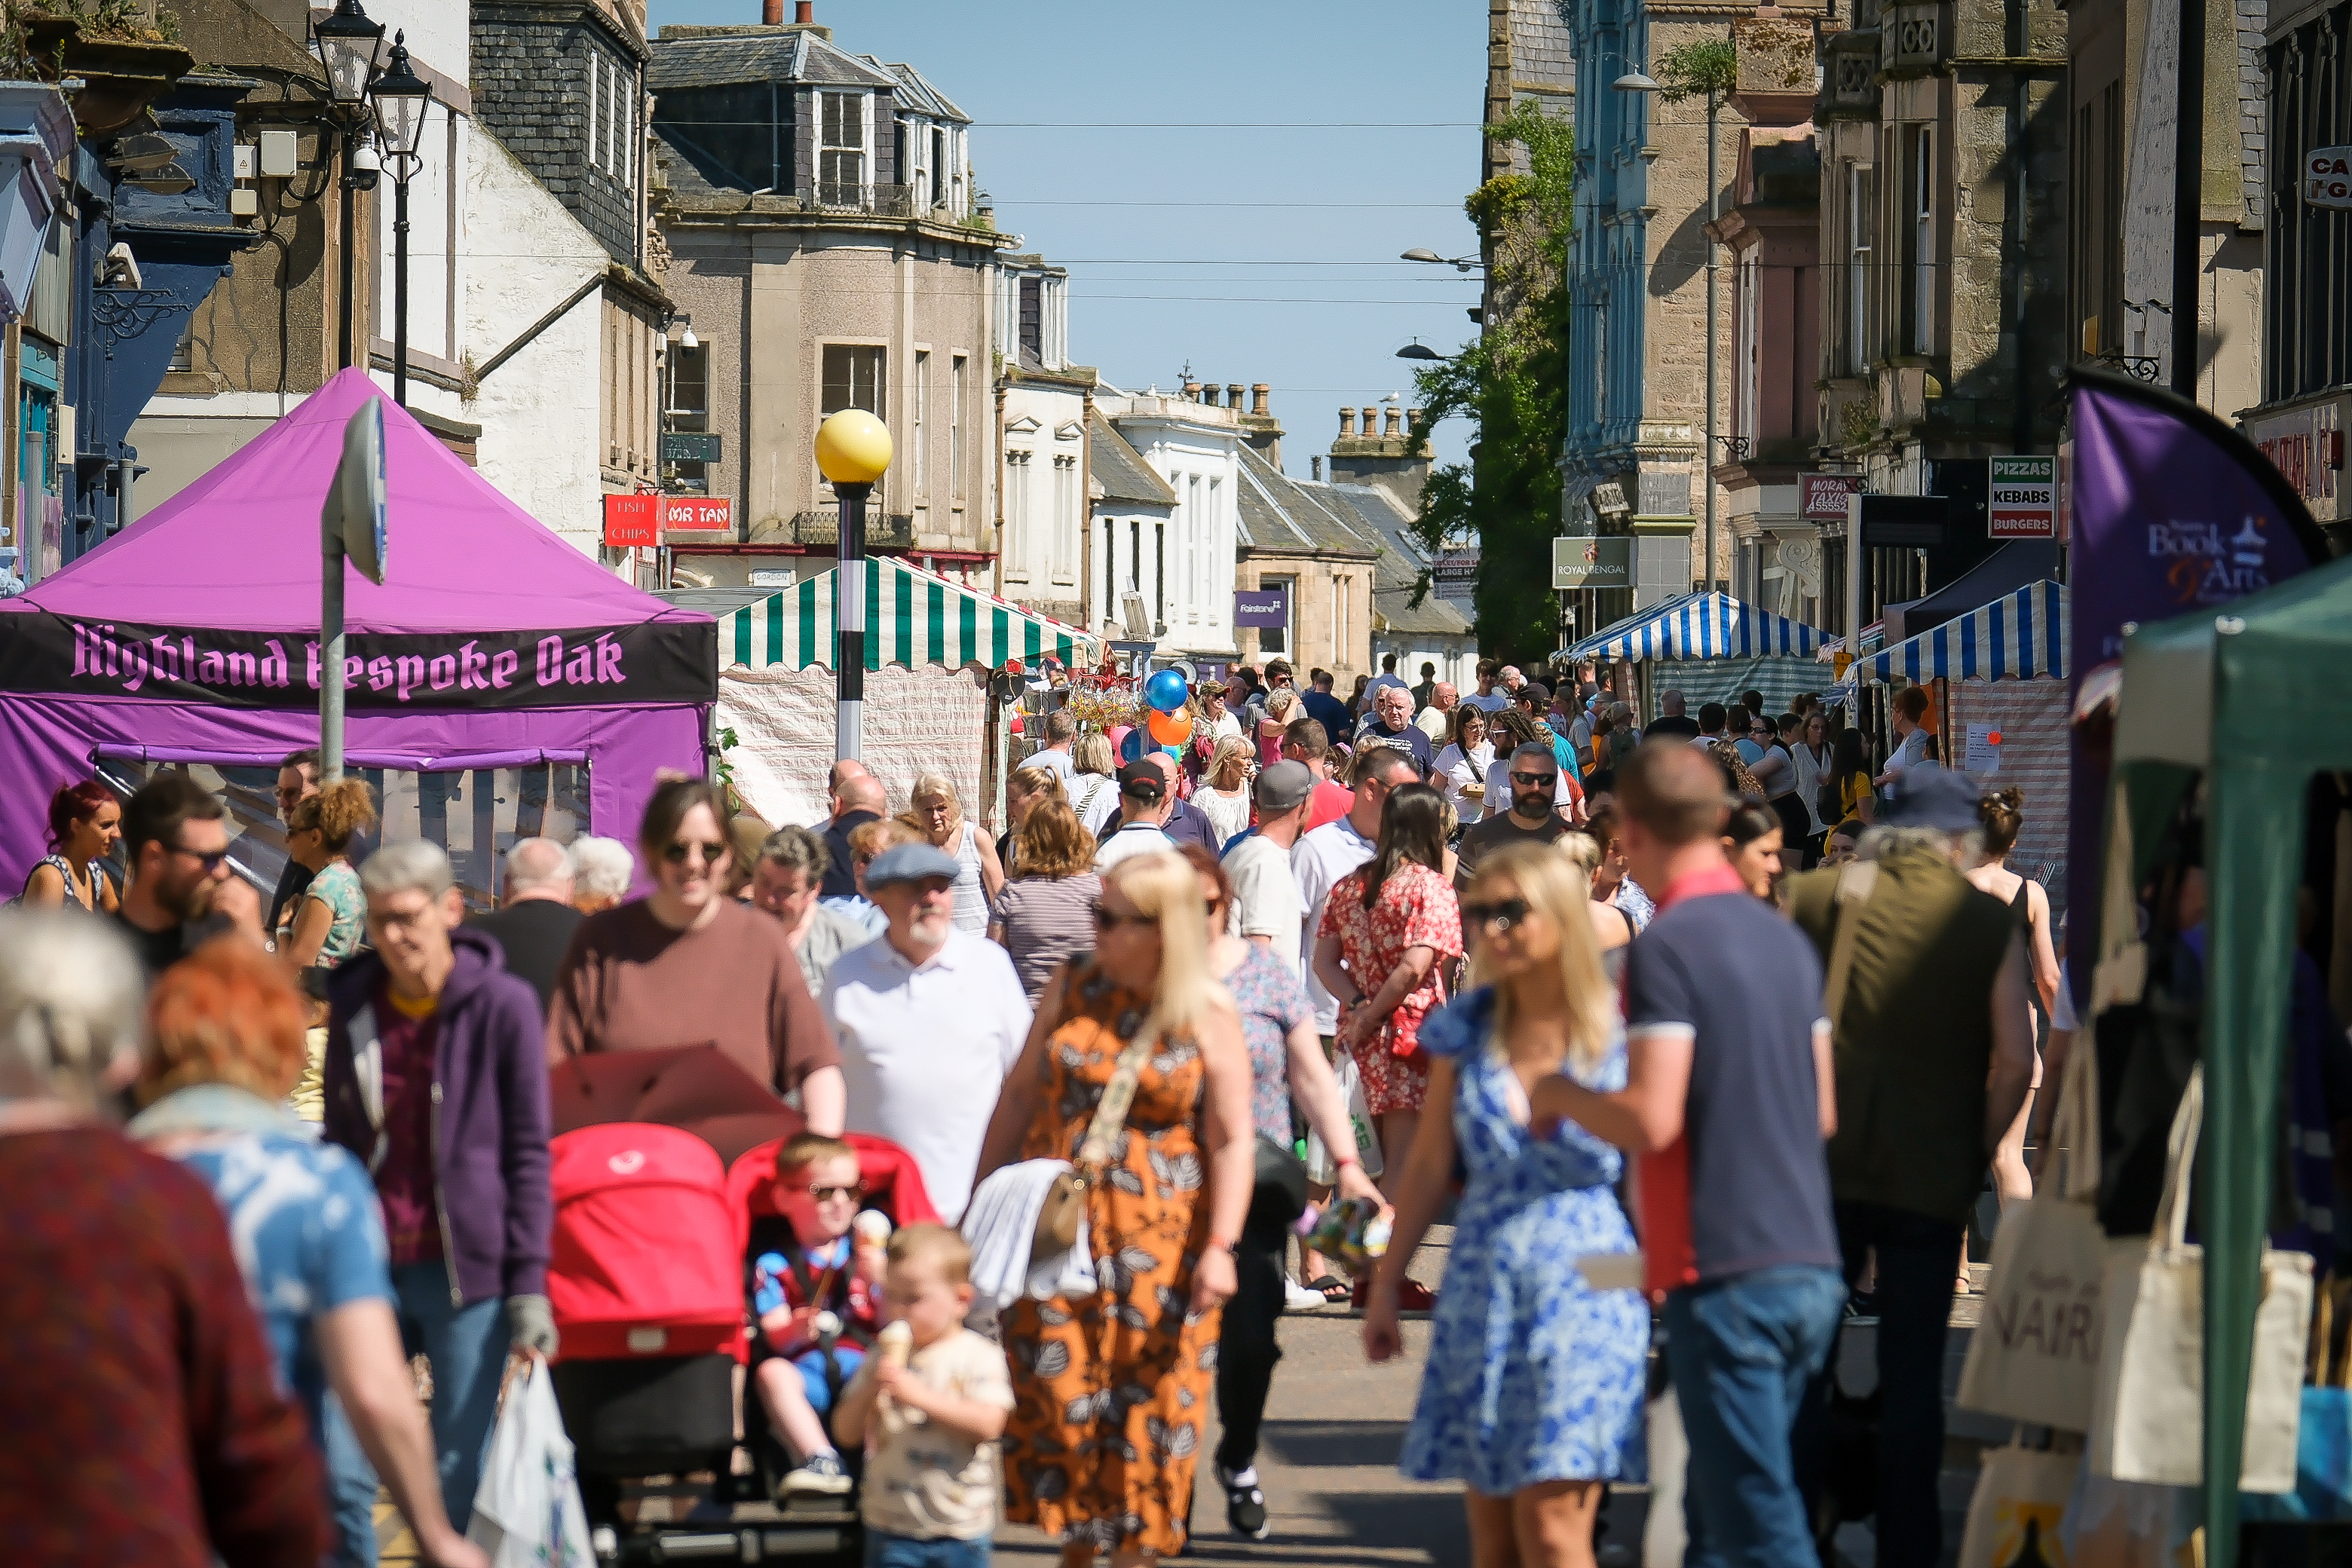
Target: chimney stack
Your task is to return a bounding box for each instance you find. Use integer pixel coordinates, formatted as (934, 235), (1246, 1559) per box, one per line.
(1312, 455), (1323, 480)
(1227, 382), (1245, 411)
(1383, 406), (1402, 438)
(764, 0), (781, 23)
(1406, 406), (1424, 434)
(1338, 407), (1356, 437)
(1182, 380), (1202, 402)
(1251, 383), (1269, 415)
(797, 0), (813, 17)
(1361, 406), (1380, 439)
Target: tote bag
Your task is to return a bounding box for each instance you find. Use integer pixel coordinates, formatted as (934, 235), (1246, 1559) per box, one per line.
(2243, 1278), (2352, 1522)
(469, 1354), (596, 1568)
(2085, 1066), (2314, 1493)
(1955, 1437), (2078, 1568)
(1305, 1051), (1383, 1182)
(1957, 1034), (2109, 1430)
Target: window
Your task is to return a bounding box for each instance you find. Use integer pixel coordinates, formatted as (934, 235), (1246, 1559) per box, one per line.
(1205, 477), (1220, 616)
(1259, 574), (1292, 654)
(929, 126), (946, 208)
(1018, 277), (1043, 365)
(1848, 163), (1875, 371)
(1185, 475), (1202, 623)
(2072, 80), (2123, 360)
(1909, 125), (1934, 355)
(1005, 451), (1032, 580)
(951, 355), (966, 498)
(667, 341), (708, 493)
(1735, 250), (1760, 443)
(586, 56), (599, 172)
(1054, 455), (1077, 583)
(821, 345), (885, 417)
(819, 91), (868, 207)
(1154, 522), (1165, 629)
(912, 350), (929, 493)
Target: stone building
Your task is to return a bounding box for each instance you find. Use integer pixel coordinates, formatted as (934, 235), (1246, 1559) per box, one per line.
(648, 11), (1008, 589)
(1327, 400), (1435, 516)
(1483, 0), (1578, 330)
(995, 254), (1095, 626)
(1095, 387), (1244, 663)
(127, 0), (668, 567)
(1814, 0), (2070, 621)
(1231, 401), (1380, 685)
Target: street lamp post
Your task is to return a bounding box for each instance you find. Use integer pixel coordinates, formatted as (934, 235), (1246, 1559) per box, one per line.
(814, 409), (893, 762)
(1703, 80), (1721, 594)
(370, 33), (432, 407)
(311, 0), (384, 371)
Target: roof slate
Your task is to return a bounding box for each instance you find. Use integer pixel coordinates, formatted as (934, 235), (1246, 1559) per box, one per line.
(868, 59), (970, 123)
(1309, 478), (1472, 635)
(648, 27), (898, 91)
(1234, 446), (1379, 556)
(1089, 415), (1177, 507)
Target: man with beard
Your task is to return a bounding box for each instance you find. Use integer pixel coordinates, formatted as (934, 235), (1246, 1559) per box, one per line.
(1451, 743), (1573, 890)
(115, 773), (263, 981)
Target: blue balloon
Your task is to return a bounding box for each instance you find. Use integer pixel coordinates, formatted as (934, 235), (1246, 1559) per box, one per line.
(1144, 669), (1189, 714)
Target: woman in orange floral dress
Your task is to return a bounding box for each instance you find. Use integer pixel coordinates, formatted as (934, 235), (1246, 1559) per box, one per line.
(973, 851), (1256, 1566)
(1312, 782), (1464, 1188)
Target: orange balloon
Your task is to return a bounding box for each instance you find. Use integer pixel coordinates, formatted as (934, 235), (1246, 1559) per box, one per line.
(1147, 709), (1193, 746)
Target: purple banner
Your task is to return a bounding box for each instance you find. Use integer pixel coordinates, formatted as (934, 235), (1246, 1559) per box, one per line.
(1234, 585), (1289, 629)
(2064, 372), (2330, 1006)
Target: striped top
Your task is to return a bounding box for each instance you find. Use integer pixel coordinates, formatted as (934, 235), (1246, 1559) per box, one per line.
(988, 872), (1101, 1005)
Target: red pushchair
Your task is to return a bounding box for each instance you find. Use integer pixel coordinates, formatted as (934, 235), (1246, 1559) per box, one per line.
(544, 1108), (940, 1565)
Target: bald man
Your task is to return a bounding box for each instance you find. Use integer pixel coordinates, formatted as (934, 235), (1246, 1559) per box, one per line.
(466, 836), (581, 1010)
(820, 773), (887, 900)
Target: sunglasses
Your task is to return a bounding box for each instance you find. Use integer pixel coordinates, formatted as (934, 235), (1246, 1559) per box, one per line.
(1092, 902), (1159, 930)
(1462, 897), (1534, 932)
(784, 1183), (862, 1202)
(1509, 771), (1557, 788)
(663, 839), (728, 865)
(169, 841), (230, 871)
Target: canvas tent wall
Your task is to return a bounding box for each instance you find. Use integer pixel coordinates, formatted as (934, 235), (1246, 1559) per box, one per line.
(1565, 590), (1829, 722)
(0, 369), (715, 905)
(673, 558), (1093, 829)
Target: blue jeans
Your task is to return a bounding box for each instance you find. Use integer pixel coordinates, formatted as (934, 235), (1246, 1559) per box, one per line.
(1664, 1265), (1844, 1568)
(863, 1529), (992, 1567)
(326, 1263), (512, 1566)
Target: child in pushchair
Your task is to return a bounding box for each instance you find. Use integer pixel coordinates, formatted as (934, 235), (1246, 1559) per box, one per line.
(749, 1132), (885, 1502)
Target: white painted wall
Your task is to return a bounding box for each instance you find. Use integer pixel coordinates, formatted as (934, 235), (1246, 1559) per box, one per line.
(1102, 394), (1241, 657)
(998, 381), (1084, 601)
(374, 0), (471, 90)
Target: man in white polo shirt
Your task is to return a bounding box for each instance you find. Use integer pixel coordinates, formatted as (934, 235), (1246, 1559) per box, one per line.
(1292, 748), (1418, 1037)
(1223, 761), (1314, 976)
(822, 842), (1033, 1221)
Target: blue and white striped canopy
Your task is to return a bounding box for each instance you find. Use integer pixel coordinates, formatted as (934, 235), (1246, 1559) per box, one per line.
(1858, 580), (2069, 684)
(1567, 591), (1827, 663)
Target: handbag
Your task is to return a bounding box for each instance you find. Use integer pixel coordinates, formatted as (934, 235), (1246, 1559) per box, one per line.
(2085, 1064), (2314, 1492)
(1031, 1017), (1156, 1266)
(1956, 1024), (2109, 1430)
(1954, 1433), (2078, 1568)
(1249, 1133), (1311, 1230)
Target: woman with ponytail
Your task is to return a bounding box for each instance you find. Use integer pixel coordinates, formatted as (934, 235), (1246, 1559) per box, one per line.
(283, 779), (378, 969)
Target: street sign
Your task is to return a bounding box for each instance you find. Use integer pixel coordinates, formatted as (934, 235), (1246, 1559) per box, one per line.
(1551, 535), (1632, 590)
(1799, 473), (1864, 522)
(1988, 455), (2057, 538)
(2307, 146), (2352, 209)
(1233, 584), (1288, 628)
(663, 496), (733, 531)
(603, 493), (658, 548)
(1433, 547), (1479, 605)
(661, 431), (721, 463)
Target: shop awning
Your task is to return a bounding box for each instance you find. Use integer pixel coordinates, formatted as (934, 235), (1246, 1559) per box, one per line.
(1567, 590), (1827, 662)
(1857, 580), (2069, 684)
(706, 558), (1092, 672)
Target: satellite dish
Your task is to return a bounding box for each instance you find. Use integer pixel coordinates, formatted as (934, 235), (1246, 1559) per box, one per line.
(322, 397), (388, 585)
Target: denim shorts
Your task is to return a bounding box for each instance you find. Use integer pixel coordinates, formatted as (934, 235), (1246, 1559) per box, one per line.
(862, 1528), (991, 1568)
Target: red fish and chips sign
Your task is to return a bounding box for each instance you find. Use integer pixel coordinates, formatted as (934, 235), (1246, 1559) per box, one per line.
(604, 495), (735, 547)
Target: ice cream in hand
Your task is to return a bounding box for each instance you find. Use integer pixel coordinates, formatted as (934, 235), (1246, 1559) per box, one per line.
(877, 1319), (912, 1371)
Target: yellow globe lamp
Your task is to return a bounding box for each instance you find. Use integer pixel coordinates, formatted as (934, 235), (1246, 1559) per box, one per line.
(815, 409), (893, 485)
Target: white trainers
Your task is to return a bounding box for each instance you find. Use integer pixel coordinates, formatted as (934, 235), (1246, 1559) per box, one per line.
(779, 1451), (851, 1499)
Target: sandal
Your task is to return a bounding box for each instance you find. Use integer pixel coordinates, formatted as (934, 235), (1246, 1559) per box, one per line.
(1306, 1275), (1352, 1303)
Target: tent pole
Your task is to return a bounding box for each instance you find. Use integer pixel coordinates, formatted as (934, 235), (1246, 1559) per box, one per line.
(322, 534), (345, 784)
(835, 481), (870, 763)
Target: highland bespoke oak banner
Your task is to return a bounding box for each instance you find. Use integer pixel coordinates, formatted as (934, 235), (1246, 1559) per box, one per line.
(0, 613), (719, 710)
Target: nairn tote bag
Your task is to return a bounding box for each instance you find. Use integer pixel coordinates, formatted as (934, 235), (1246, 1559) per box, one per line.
(1958, 1033), (2109, 1430)
(2086, 1067), (2314, 1493)
(1955, 1435), (2078, 1568)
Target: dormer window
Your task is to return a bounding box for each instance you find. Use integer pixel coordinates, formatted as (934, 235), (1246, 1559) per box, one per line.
(819, 90), (870, 206)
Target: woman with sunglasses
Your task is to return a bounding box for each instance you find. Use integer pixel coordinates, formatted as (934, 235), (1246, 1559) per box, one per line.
(1313, 782), (1464, 1194)
(1363, 841), (1646, 1568)
(975, 850), (1254, 1566)
(1435, 706), (1495, 829)
(547, 778), (847, 1133)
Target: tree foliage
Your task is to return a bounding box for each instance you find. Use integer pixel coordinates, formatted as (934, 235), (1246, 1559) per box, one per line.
(1404, 102), (1575, 664)
(1653, 38), (1738, 105)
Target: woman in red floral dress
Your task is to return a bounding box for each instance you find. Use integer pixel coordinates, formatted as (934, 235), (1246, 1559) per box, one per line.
(1312, 782), (1463, 1188)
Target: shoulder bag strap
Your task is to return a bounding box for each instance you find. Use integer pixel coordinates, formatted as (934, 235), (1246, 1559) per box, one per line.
(1822, 860), (1880, 1034)
(1076, 1029), (1159, 1174)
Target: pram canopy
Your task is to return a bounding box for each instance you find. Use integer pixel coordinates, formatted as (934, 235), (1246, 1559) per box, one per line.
(549, 1122), (747, 1361)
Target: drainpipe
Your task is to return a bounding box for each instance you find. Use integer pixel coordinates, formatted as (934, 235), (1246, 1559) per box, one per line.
(2011, 0), (2033, 453)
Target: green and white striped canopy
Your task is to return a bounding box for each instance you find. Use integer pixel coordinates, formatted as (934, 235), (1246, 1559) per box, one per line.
(716, 557), (1092, 672)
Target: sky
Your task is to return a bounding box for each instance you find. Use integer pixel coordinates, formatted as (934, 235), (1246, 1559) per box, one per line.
(640, 0), (1490, 474)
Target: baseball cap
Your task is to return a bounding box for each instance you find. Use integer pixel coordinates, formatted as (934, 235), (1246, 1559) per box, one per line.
(1520, 680), (1551, 705)
(863, 842), (963, 888)
(1881, 765), (1983, 831)
(1116, 758), (1167, 801)
(1254, 759), (1314, 812)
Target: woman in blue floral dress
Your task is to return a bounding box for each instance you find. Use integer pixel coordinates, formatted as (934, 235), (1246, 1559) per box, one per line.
(1364, 840), (1648, 1566)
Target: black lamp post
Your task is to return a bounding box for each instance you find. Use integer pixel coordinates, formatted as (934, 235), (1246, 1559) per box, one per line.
(370, 32), (432, 407)
(310, 0), (384, 370)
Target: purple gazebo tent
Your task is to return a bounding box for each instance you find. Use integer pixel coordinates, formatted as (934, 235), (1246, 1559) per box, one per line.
(0, 368), (715, 898)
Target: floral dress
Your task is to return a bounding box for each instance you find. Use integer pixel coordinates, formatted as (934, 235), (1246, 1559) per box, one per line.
(1401, 988), (1649, 1493)
(1318, 860), (1463, 1116)
(302, 860), (367, 968)
(1000, 966), (1220, 1557)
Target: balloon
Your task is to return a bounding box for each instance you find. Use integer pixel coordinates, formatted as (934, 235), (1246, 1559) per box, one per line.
(1144, 669), (1190, 713)
(1147, 708), (1193, 746)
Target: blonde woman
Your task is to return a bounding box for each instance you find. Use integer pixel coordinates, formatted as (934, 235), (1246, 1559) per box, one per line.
(975, 851), (1254, 1566)
(1070, 733), (1122, 837)
(1256, 686), (1300, 770)
(1364, 842), (1646, 1568)
(1193, 736), (1255, 849)
(901, 772), (1003, 935)
(281, 779), (376, 969)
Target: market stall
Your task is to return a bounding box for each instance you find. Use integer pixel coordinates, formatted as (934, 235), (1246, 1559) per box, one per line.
(1857, 578), (2071, 904)
(0, 369), (716, 905)
(2100, 550), (2352, 1561)
(669, 557), (1093, 828)
(1564, 590), (1829, 719)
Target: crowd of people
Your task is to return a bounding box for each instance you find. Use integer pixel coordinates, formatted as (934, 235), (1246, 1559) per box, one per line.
(0, 654), (2059, 1568)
